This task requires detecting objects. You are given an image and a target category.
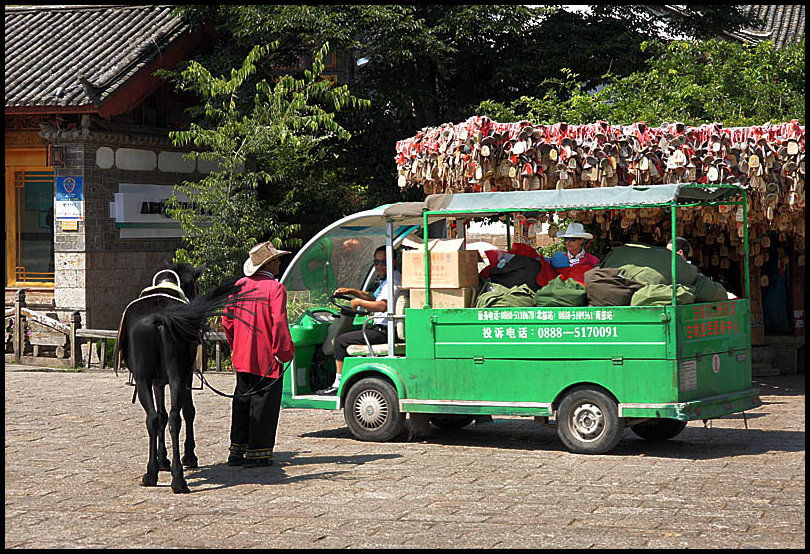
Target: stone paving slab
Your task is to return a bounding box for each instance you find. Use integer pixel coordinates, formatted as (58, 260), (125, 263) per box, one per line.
(5, 365), (805, 549)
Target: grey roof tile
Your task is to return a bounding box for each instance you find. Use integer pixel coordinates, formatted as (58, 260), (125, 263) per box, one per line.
(5, 5), (189, 109)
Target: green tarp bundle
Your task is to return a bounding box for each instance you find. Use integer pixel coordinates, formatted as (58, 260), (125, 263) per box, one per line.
(691, 273), (729, 303)
(600, 243), (698, 286)
(631, 283), (696, 306)
(475, 282), (536, 308)
(534, 276), (588, 307)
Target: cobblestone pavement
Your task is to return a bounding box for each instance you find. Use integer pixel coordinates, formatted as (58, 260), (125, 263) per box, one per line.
(5, 364), (804, 549)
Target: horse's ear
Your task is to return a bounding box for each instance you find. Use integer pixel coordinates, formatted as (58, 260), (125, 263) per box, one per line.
(194, 262), (207, 278)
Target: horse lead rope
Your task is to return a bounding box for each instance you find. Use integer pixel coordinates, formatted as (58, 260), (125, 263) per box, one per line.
(195, 357), (290, 399)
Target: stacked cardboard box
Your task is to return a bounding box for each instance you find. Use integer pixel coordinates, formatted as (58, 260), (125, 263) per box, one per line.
(401, 238), (480, 308)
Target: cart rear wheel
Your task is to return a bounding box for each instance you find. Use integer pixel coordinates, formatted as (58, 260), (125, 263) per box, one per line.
(630, 418), (687, 441)
(429, 415), (475, 430)
(344, 377), (406, 442)
(557, 386), (623, 454)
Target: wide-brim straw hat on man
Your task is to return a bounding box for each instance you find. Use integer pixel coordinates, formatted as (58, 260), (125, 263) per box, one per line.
(557, 222), (593, 240)
(243, 241), (291, 277)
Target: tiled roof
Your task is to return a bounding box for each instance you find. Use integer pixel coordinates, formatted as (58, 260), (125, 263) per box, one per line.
(5, 5), (189, 109)
(650, 5), (805, 48)
(734, 5), (805, 49)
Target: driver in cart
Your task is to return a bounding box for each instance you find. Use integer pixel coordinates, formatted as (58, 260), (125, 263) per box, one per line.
(315, 246), (401, 395)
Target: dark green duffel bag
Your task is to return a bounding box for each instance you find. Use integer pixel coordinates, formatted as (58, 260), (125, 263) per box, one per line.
(691, 273), (728, 303)
(601, 243), (698, 286)
(534, 276), (588, 307)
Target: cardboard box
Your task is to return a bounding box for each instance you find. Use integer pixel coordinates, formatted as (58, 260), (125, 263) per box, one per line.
(408, 287), (478, 309)
(401, 238), (480, 289)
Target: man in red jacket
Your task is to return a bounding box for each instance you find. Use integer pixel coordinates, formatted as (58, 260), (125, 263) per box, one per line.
(223, 241), (295, 468)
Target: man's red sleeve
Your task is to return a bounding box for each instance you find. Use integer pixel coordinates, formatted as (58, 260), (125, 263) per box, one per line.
(271, 285), (295, 363)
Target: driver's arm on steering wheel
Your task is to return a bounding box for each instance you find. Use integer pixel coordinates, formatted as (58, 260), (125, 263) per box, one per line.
(335, 287), (374, 301)
(351, 297), (387, 313)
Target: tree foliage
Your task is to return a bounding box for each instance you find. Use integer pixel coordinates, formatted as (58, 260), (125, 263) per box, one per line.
(158, 42), (369, 290)
(478, 38), (805, 127)
(166, 5), (796, 265)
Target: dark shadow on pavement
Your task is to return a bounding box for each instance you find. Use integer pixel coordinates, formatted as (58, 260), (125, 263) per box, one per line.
(753, 374), (805, 397)
(300, 415), (803, 460)
(184, 451), (402, 492)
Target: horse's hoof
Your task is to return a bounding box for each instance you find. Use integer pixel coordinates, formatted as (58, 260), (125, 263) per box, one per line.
(141, 474), (158, 487)
(181, 455), (198, 468)
(171, 481), (190, 494)
(159, 459), (171, 471)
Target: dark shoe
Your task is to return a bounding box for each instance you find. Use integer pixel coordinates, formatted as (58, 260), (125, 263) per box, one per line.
(227, 454), (244, 466)
(243, 457), (272, 468)
(315, 385), (338, 396)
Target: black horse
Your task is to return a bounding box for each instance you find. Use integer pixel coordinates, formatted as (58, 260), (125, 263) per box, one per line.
(115, 261), (249, 493)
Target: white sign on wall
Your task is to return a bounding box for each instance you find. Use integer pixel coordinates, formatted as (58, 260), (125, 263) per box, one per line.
(108, 183), (188, 239)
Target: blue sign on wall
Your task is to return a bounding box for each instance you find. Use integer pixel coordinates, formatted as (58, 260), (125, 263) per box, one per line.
(55, 176), (84, 220)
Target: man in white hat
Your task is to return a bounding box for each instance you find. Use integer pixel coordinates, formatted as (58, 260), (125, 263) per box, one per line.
(547, 222), (600, 268)
(222, 241), (294, 468)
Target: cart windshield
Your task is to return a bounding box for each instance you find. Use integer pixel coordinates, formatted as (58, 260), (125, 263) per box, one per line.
(281, 207), (418, 319)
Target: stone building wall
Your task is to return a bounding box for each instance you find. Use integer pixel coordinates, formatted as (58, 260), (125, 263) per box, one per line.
(50, 139), (200, 329)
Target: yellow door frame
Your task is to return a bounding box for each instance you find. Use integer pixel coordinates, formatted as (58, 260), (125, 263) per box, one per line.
(5, 146), (54, 288)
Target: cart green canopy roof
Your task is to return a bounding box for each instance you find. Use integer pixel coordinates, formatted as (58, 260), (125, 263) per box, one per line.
(383, 183), (743, 219)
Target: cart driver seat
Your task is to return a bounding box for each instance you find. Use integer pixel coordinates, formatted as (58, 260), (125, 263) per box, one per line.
(345, 290), (408, 357)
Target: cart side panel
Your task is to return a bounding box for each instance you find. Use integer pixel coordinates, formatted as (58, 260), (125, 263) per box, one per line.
(393, 357), (677, 408)
(428, 306), (671, 361)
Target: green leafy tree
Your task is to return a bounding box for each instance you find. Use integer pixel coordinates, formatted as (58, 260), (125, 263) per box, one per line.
(479, 38), (805, 127)
(159, 42), (369, 291)
(170, 5), (775, 240)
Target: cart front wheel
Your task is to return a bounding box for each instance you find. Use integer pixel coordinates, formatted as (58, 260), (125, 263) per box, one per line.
(344, 377), (406, 442)
(557, 386), (623, 454)
(630, 418), (687, 441)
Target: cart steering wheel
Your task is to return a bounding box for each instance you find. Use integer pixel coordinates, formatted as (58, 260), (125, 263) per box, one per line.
(330, 293), (372, 317)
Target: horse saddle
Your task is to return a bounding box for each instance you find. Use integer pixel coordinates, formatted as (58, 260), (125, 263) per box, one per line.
(113, 283), (189, 376)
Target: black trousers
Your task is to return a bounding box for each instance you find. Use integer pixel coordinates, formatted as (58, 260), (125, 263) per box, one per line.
(229, 371), (284, 460)
(334, 325), (389, 362)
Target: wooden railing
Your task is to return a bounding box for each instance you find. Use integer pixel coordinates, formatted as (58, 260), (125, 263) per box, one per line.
(5, 289), (231, 371)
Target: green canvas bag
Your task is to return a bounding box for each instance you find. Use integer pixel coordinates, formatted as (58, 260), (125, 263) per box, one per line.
(600, 243), (698, 286)
(691, 273), (728, 303)
(534, 276), (588, 307)
(630, 283), (696, 306)
(475, 282), (536, 308)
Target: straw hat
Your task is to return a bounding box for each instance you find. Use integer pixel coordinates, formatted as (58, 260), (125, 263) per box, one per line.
(557, 222), (593, 240)
(243, 241), (291, 276)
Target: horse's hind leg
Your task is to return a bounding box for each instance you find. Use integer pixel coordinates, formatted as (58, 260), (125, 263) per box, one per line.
(153, 384), (171, 471)
(167, 383), (190, 494)
(180, 388), (198, 468)
(136, 380), (160, 487)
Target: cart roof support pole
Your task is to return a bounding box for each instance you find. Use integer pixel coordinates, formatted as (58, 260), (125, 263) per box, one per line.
(385, 219), (395, 357)
(423, 210), (431, 308)
(742, 189), (750, 298)
(671, 200), (678, 306)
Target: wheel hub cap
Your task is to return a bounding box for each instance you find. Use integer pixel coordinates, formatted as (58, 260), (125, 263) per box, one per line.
(354, 390), (388, 430)
(571, 402), (604, 442)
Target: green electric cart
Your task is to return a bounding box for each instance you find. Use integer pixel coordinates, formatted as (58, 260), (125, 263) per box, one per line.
(280, 183), (761, 454)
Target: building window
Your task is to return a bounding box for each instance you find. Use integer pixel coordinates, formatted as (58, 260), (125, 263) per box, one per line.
(5, 167), (54, 287)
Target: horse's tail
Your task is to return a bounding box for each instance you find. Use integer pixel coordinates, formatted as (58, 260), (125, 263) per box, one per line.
(154, 277), (262, 346)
